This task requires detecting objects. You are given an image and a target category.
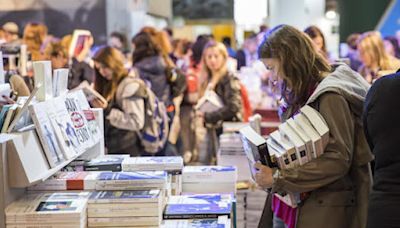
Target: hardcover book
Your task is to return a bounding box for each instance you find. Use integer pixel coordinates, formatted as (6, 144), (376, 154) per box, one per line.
(32, 61), (53, 101)
(164, 194), (233, 219)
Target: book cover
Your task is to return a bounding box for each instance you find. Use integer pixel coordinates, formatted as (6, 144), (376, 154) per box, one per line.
(89, 190), (160, 203)
(300, 105), (329, 150)
(122, 156), (184, 172)
(84, 156), (124, 171)
(28, 101), (65, 167)
(32, 61), (53, 101)
(97, 171), (167, 182)
(182, 166), (237, 183)
(195, 90), (223, 113)
(239, 126), (276, 168)
(293, 113), (323, 158)
(0, 104), (12, 130)
(162, 218), (228, 228)
(279, 123), (306, 166)
(287, 118), (315, 161)
(53, 68), (69, 97)
(65, 92), (94, 150)
(164, 194), (232, 219)
(69, 30), (91, 58)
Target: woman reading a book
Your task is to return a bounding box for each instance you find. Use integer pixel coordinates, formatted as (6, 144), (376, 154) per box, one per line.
(91, 46), (145, 156)
(254, 25), (373, 228)
(196, 41), (242, 164)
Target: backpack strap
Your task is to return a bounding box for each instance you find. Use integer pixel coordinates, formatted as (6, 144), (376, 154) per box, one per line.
(115, 74), (148, 108)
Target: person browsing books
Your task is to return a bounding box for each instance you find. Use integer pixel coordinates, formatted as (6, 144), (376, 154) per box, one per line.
(91, 46), (145, 156)
(196, 41), (242, 164)
(254, 25), (373, 228)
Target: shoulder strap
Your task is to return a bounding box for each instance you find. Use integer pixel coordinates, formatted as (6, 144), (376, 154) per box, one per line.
(115, 74), (148, 108)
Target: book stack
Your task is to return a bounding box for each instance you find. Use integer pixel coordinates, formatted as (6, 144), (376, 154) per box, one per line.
(27, 171), (100, 191)
(5, 192), (89, 228)
(87, 190), (163, 227)
(84, 155), (129, 172)
(162, 215), (231, 228)
(122, 156), (184, 195)
(217, 132), (252, 182)
(95, 171), (168, 191)
(245, 189), (268, 228)
(235, 190), (247, 228)
(163, 194), (233, 220)
(182, 166), (237, 195)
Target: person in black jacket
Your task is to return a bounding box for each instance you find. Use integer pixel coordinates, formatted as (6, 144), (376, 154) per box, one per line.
(363, 69), (400, 228)
(197, 41), (242, 164)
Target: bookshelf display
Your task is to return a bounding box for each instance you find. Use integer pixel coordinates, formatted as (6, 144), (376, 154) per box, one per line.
(0, 103), (104, 228)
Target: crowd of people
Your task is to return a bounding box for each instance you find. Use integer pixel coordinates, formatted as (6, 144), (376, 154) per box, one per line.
(1, 20), (400, 228)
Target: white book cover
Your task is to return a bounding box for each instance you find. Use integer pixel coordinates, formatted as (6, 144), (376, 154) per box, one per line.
(33, 61), (53, 101)
(68, 90), (101, 145)
(287, 118), (314, 162)
(28, 101), (65, 167)
(294, 113), (324, 158)
(122, 156), (184, 172)
(65, 92), (95, 150)
(300, 105), (329, 150)
(0, 83), (11, 102)
(279, 123), (308, 166)
(88, 190), (161, 204)
(195, 90), (223, 113)
(182, 166), (237, 183)
(53, 68), (69, 97)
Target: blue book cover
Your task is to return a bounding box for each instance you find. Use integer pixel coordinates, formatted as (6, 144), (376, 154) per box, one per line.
(136, 156), (183, 165)
(184, 166), (236, 173)
(98, 171), (167, 181)
(164, 194), (232, 219)
(90, 190), (160, 200)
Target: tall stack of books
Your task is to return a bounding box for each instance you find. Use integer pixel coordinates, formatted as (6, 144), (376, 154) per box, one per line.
(217, 132), (252, 182)
(87, 190), (163, 227)
(235, 190), (247, 228)
(5, 192), (89, 228)
(122, 156), (184, 195)
(245, 189), (268, 228)
(182, 166), (237, 195)
(163, 193), (233, 222)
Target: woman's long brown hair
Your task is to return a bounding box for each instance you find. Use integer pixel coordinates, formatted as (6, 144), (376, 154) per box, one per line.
(259, 25), (331, 108)
(93, 46), (128, 102)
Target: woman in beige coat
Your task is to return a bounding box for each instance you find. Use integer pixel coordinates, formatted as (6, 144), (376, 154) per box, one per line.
(255, 25), (373, 228)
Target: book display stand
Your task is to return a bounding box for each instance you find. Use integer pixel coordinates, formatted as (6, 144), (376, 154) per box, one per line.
(0, 96), (104, 228)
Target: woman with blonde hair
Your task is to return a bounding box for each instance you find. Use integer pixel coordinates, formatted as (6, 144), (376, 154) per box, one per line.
(91, 46), (146, 156)
(23, 22), (48, 61)
(196, 41), (242, 163)
(255, 25), (373, 228)
(357, 31), (400, 83)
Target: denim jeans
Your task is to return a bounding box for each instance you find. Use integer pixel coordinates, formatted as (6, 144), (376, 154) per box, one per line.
(273, 215), (288, 228)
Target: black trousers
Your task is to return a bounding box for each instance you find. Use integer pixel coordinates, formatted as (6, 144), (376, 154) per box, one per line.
(367, 191), (400, 228)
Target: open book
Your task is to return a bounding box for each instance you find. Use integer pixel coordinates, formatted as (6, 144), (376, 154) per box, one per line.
(73, 81), (108, 108)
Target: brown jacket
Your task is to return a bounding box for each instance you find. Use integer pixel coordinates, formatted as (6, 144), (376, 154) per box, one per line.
(259, 64), (373, 228)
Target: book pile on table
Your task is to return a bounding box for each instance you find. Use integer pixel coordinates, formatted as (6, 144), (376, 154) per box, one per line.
(27, 171), (100, 191)
(245, 189), (268, 228)
(235, 190), (247, 228)
(163, 193), (233, 225)
(5, 192), (89, 228)
(87, 190), (163, 227)
(182, 166), (237, 195)
(122, 156), (183, 195)
(218, 132), (252, 182)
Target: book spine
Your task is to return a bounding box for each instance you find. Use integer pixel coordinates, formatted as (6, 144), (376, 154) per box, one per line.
(84, 164), (122, 172)
(163, 213), (230, 219)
